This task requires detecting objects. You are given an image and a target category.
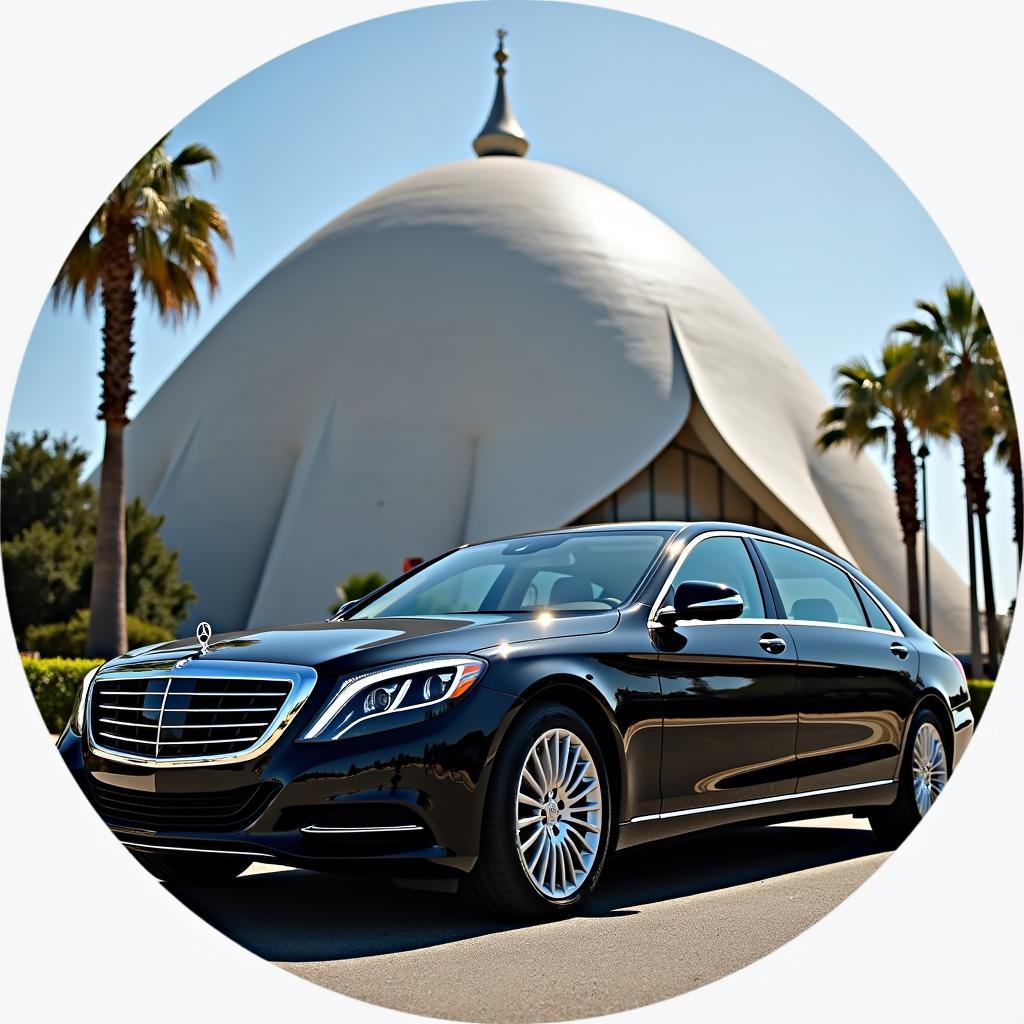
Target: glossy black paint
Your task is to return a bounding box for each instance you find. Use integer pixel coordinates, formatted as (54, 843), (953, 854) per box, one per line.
(60, 521), (973, 881)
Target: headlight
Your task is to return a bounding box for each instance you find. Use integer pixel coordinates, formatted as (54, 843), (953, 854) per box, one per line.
(301, 657), (486, 741)
(71, 666), (101, 736)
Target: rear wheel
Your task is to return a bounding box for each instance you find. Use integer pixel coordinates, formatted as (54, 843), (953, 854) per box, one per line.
(869, 709), (949, 847)
(463, 702), (611, 919)
(131, 849), (252, 885)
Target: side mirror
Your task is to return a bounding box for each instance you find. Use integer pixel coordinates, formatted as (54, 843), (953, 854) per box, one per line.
(668, 580), (744, 623)
(333, 599), (358, 620)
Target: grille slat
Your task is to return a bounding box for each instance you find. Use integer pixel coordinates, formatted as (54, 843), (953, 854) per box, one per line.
(98, 703), (280, 714)
(97, 718), (273, 730)
(89, 674), (293, 761)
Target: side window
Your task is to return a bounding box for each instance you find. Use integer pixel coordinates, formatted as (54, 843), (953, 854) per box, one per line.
(857, 583), (894, 632)
(670, 536), (766, 619)
(755, 542), (867, 627)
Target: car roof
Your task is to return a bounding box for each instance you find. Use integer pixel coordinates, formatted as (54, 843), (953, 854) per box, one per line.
(469, 521), (855, 570)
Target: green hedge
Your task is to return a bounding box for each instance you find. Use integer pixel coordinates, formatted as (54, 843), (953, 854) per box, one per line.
(23, 657), (103, 734)
(968, 679), (995, 721)
(24, 610), (171, 658)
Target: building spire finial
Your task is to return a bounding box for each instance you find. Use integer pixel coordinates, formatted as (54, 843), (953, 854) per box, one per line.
(473, 28), (529, 158)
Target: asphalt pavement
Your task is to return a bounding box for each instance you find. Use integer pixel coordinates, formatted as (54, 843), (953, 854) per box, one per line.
(172, 815), (888, 1022)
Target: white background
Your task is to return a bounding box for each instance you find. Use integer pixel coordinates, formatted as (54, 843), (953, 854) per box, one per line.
(1, 1), (1021, 1020)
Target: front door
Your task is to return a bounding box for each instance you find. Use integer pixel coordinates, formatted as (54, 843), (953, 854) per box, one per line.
(656, 534), (800, 814)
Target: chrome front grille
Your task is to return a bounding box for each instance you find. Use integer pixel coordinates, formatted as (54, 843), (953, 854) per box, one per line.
(86, 660), (318, 766)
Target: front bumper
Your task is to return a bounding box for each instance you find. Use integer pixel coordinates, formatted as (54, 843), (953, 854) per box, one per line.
(61, 684), (522, 876)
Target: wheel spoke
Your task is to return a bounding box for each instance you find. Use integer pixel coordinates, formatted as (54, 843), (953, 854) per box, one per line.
(540, 738), (555, 793)
(520, 823), (545, 854)
(522, 764), (545, 798)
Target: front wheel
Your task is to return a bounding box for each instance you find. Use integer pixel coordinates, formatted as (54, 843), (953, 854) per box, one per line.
(463, 702), (611, 919)
(131, 849), (252, 885)
(869, 709), (949, 847)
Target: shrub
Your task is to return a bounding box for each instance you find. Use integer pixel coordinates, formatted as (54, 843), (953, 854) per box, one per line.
(329, 571), (389, 614)
(25, 609), (172, 658)
(968, 679), (995, 721)
(22, 657), (103, 734)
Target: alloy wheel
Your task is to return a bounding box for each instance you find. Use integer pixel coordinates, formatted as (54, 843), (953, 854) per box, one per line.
(515, 727), (603, 899)
(911, 721), (948, 817)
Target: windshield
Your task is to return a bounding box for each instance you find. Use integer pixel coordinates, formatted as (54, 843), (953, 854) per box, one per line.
(351, 530), (673, 620)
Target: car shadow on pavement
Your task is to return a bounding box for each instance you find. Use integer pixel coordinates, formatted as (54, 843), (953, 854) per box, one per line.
(170, 820), (886, 963)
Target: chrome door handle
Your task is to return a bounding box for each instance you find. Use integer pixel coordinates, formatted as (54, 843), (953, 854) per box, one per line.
(758, 634), (787, 655)
(890, 641), (909, 660)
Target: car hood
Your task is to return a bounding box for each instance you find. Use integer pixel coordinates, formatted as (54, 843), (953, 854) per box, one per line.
(105, 611), (621, 673)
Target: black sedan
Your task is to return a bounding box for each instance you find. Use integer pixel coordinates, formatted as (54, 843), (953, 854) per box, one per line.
(58, 522), (973, 918)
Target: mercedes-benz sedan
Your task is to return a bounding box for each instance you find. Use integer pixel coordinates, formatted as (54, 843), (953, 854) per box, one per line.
(58, 522), (973, 918)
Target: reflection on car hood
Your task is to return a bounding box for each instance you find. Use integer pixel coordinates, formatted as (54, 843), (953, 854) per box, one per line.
(104, 611), (621, 672)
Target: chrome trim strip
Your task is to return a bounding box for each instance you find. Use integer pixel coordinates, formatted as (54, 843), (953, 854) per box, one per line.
(86, 660), (318, 768)
(119, 839), (273, 859)
(99, 731), (261, 746)
(98, 703), (281, 713)
(754, 536), (903, 634)
(97, 689), (290, 697)
(647, 530), (905, 637)
(300, 824), (425, 834)
(626, 779), (895, 824)
(97, 719), (275, 730)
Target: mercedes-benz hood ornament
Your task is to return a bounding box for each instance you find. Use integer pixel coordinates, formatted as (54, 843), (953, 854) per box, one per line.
(196, 621), (213, 656)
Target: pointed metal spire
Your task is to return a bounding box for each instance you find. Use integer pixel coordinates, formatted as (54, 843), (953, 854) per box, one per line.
(473, 28), (529, 158)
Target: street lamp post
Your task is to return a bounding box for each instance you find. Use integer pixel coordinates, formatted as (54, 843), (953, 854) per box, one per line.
(918, 442), (933, 635)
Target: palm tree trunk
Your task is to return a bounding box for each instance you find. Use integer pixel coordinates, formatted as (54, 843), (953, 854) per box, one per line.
(958, 389), (1002, 675)
(975, 469), (1003, 674)
(85, 214), (135, 658)
(1010, 435), (1023, 572)
(87, 423), (127, 657)
(965, 482), (982, 678)
(891, 418), (922, 624)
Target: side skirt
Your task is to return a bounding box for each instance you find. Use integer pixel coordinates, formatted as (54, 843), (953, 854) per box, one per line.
(615, 780), (897, 850)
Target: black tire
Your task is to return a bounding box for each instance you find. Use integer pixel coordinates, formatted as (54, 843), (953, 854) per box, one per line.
(869, 708), (949, 848)
(131, 849), (252, 885)
(462, 701), (612, 920)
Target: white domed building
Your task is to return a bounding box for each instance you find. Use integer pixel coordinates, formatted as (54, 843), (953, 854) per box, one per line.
(123, 37), (970, 650)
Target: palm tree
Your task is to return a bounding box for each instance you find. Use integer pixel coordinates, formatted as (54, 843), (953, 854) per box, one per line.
(989, 362), (1022, 572)
(51, 135), (232, 657)
(818, 340), (932, 625)
(891, 282), (1003, 673)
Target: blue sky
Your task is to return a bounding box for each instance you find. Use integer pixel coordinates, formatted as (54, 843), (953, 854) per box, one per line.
(10, 0), (1016, 610)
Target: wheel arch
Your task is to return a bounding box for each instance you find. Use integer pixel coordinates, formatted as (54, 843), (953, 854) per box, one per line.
(501, 674), (628, 831)
(904, 690), (956, 773)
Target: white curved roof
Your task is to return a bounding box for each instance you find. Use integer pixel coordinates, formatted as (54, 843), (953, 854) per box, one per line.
(122, 156), (969, 649)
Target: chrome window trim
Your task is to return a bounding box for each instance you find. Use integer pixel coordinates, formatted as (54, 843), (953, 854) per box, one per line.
(753, 536), (904, 635)
(85, 660), (318, 768)
(625, 779), (895, 824)
(647, 529), (905, 638)
(850, 577), (898, 634)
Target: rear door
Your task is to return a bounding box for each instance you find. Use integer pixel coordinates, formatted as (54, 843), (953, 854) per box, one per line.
(656, 533), (800, 814)
(752, 539), (919, 794)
